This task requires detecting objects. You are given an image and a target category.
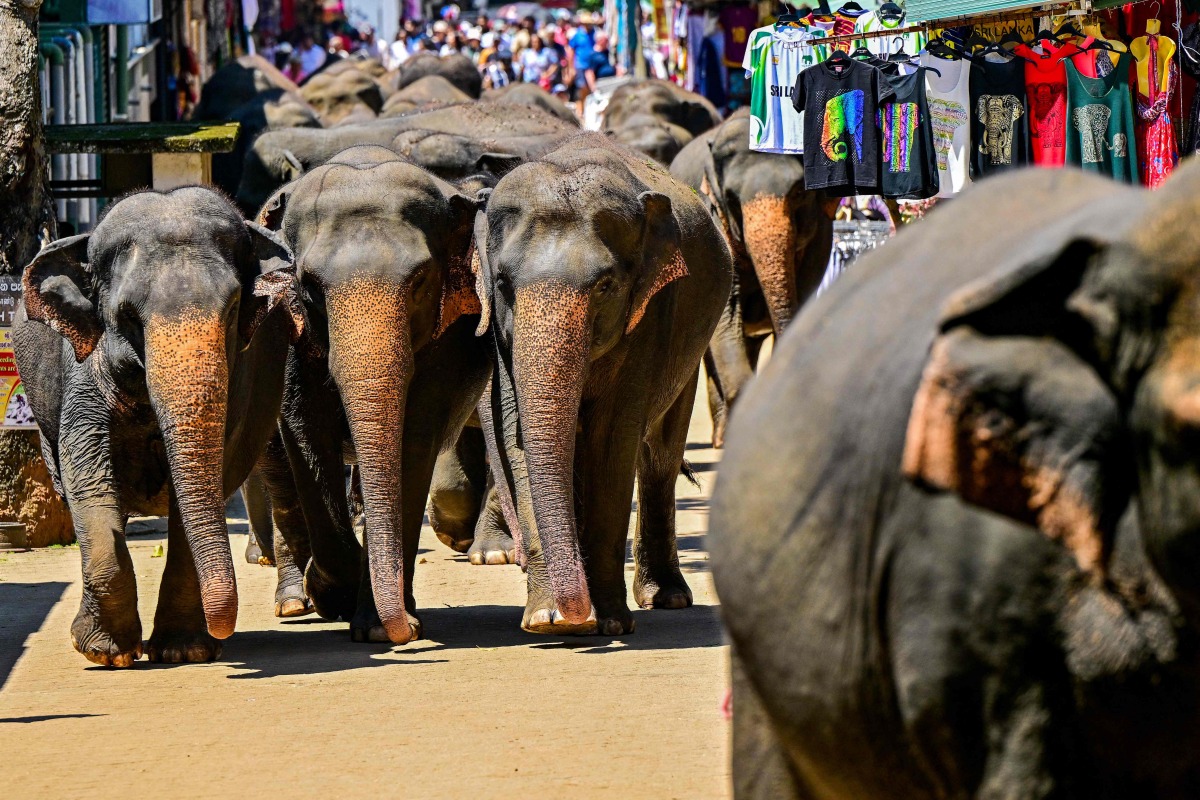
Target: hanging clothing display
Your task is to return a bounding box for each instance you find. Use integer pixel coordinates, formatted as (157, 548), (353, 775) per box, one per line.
(1131, 33), (1179, 188)
(1013, 41), (1082, 167)
(878, 67), (939, 199)
(1181, 21), (1200, 155)
(791, 57), (896, 195)
(720, 5), (761, 68)
(969, 57), (1030, 177)
(748, 25), (819, 153)
(854, 11), (926, 58)
(921, 54), (972, 198)
(1064, 62), (1139, 184)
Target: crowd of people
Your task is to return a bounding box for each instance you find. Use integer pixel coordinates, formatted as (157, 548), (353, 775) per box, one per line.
(258, 7), (620, 107)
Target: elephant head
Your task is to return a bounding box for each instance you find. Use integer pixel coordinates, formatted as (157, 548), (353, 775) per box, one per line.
(702, 114), (830, 335)
(902, 161), (1200, 624)
(475, 156), (691, 626)
(22, 187), (304, 639)
(266, 146), (481, 643)
(821, 90), (866, 163)
(1072, 104), (1111, 164)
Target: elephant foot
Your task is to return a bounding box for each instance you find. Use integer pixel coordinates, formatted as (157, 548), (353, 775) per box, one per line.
(434, 530), (473, 554)
(145, 626), (222, 664)
(521, 598), (603, 635)
(304, 562), (358, 622)
(634, 571), (694, 610)
(350, 606), (423, 644)
(71, 609), (143, 668)
(245, 537), (274, 566)
(274, 588), (315, 619)
(467, 531), (517, 565)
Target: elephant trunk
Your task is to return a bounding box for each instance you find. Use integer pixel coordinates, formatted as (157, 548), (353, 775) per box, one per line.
(145, 309), (237, 639)
(511, 283), (593, 624)
(326, 278), (415, 644)
(741, 194), (799, 336)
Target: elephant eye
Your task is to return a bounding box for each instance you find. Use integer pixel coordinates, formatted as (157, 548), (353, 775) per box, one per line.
(595, 276), (616, 296)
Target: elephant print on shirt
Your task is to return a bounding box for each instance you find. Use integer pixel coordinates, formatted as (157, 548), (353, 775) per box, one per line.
(1030, 83), (1066, 148)
(976, 94), (1023, 165)
(1111, 132), (1128, 158)
(880, 102), (920, 173)
(929, 97), (969, 170)
(1072, 104), (1112, 164)
(821, 90), (865, 163)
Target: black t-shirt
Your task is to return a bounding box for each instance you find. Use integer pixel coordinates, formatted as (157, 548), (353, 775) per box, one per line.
(877, 67), (939, 199)
(969, 57), (1030, 177)
(792, 58), (896, 195)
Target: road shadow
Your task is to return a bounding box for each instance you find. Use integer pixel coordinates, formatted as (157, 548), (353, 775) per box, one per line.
(0, 582), (70, 693)
(0, 713), (104, 724)
(222, 627), (449, 680)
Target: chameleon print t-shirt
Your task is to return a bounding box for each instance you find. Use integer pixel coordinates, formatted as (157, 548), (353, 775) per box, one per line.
(877, 66), (939, 199)
(792, 58), (895, 195)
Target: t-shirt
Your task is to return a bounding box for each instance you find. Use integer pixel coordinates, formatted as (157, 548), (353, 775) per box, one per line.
(720, 5), (760, 68)
(749, 25), (817, 153)
(1064, 61), (1139, 183)
(878, 67), (939, 199)
(1013, 42), (1081, 167)
(791, 58), (896, 194)
(854, 11), (927, 58)
(921, 53), (972, 198)
(969, 57), (1030, 178)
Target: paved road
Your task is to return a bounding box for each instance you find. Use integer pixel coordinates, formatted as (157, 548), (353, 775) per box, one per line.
(0, 390), (728, 799)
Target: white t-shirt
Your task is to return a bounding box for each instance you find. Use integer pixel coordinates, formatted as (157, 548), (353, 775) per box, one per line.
(854, 12), (926, 58)
(922, 53), (972, 197)
(748, 26), (817, 153)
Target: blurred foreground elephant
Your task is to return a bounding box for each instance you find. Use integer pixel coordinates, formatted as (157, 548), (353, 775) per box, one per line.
(671, 112), (831, 447)
(13, 188), (304, 666)
(476, 133), (732, 635)
(258, 145), (489, 643)
(711, 168), (1200, 798)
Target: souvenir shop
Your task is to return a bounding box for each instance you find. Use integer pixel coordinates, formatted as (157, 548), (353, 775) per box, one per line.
(675, 0), (1200, 199)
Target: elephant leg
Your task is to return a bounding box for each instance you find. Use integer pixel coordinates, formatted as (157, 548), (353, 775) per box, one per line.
(241, 469), (275, 566)
(278, 351), (361, 622)
(731, 646), (811, 800)
(707, 282), (753, 449)
(477, 373), (527, 568)
(146, 494), (222, 663)
(572, 411), (644, 636)
(468, 469), (516, 565)
(428, 426), (486, 554)
(633, 370), (697, 610)
(255, 429), (315, 619)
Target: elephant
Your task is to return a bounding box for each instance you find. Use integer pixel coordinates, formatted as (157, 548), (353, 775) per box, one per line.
(820, 89), (865, 162)
(211, 88), (322, 200)
(483, 83), (580, 126)
(299, 67), (386, 125)
(976, 93), (1024, 166)
(392, 52), (483, 99)
(606, 112), (695, 166)
(602, 79), (722, 138)
(476, 133), (732, 635)
(257, 144), (490, 643)
(670, 112), (831, 447)
(12, 187), (304, 666)
(192, 54), (300, 121)
(425, 423), (514, 565)
(236, 103), (577, 214)
(1072, 103), (1111, 164)
(709, 166), (1200, 798)
(380, 75), (471, 117)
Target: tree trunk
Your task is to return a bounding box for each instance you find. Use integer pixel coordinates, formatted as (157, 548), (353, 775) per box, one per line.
(0, 0), (74, 547)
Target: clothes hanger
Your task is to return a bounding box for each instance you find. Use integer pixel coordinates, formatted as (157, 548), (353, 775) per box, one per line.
(1146, 2), (1162, 35)
(838, 1), (864, 12)
(850, 43), (874, 60)
(775, 0), (802, 25)
(878, 2), (904, 22)
(998, 28), (1026, 49)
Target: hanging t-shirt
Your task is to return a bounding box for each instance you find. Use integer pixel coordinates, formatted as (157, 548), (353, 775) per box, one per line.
(832, 7), (869, 51)
(854, 11), (927, 58)
(878, 67), (939, 199)
(742, 24), (774, 71)
(969, 57), (1030, 178)
(749, 25), (818, 153)
(720, 5), (760, 68)
(1064, 61), (1139, 184)
(921, 53), (972, 198)
(1013, 42), (1081, 167)
(791, 58), (896, 194)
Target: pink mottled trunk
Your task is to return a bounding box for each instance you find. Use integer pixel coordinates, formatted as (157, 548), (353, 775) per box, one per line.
(742, 195), (799, 336)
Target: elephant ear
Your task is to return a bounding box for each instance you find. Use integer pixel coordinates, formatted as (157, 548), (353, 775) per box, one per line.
(472, 188), (494, 337)
(434, 188), (484, 339)
(239, 221), (316, 357)
(627, 191), (689, 334)
(23, 234), (100, 362)
(901, 236), (1132, 575)
(256, 183), (291, 230)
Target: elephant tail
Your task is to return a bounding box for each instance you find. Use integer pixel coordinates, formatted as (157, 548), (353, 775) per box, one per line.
(680, 459), (701, 489)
